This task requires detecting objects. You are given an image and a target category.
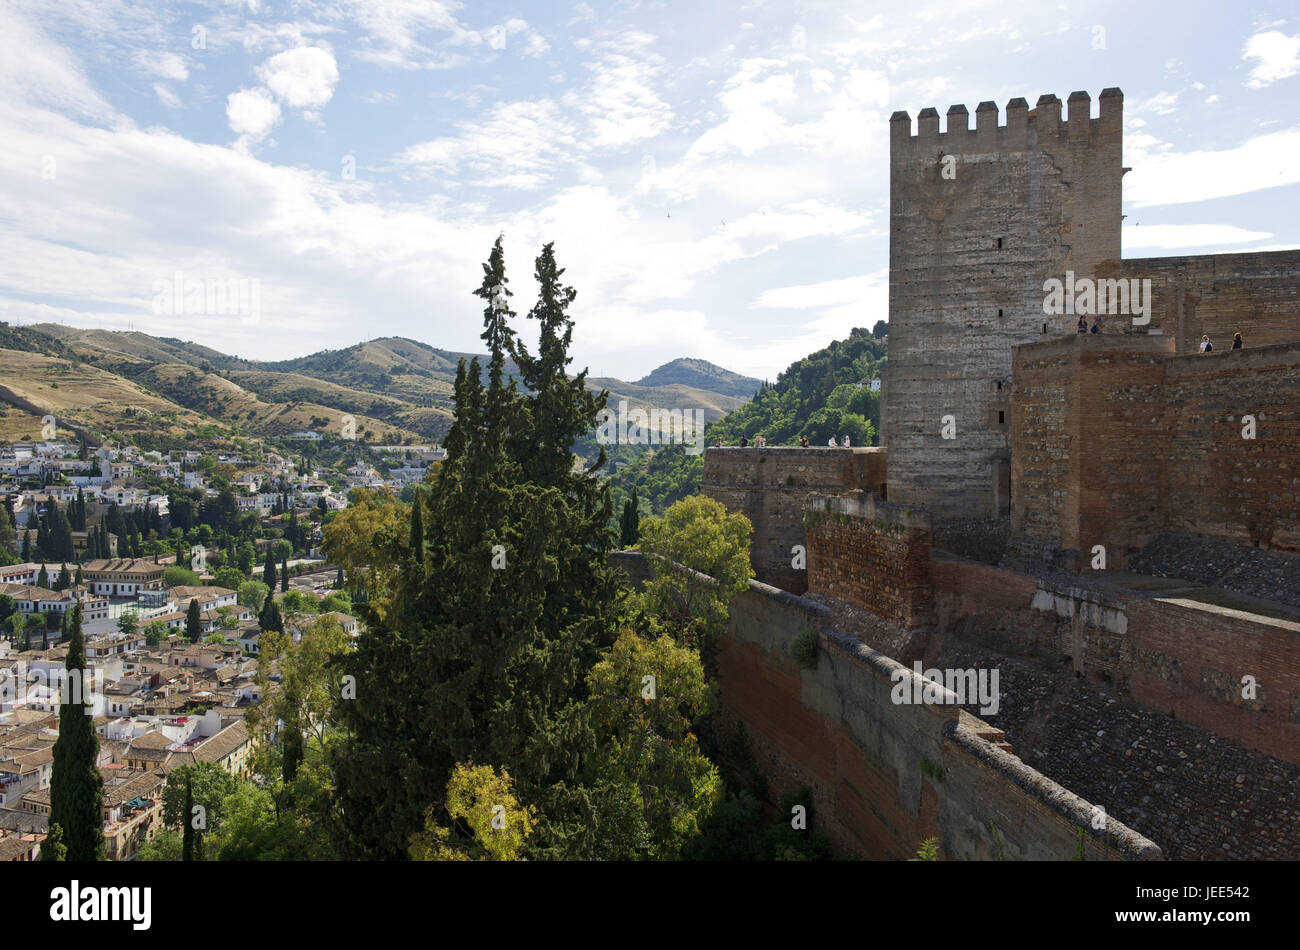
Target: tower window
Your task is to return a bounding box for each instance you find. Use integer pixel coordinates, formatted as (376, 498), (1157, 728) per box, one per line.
(997, 308), (1003, 318)
(998, 411), (1006, 424)
(996, 237), (1003, 249)
(996, 380), (1003, 391)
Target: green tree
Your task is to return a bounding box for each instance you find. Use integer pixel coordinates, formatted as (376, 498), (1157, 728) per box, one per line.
(163, 565), (200, 588)
(40, 822), (67, 861)
(116, 610), (139, 639)
(214, 567), (245, 591)
(409, 763), (537, 861)
(333, 239), (620, 859)
(182, 774), (196, 862)
(637, 495), (754, 672)
(585, 629), (722, 859)
(263, 550), (277, 590)
(185, 597), (202, 643)
(280, 552), (289, 594)
(143, 620), (169, 646)
(619, 487), (640, 548)
(48, 602), (105, 861)
(238, 580), (269, 613)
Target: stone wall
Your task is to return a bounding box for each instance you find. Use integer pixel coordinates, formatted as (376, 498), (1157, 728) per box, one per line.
(1096, 250), (1300, 355)
(1162, 343), (1300, 550)
(929, 553), (1300, 766)
(804, 490), (934, 629)
(718, 578), (1159, 860)
(1011, 336), (1300, 564)
(699, 446), (886, 593)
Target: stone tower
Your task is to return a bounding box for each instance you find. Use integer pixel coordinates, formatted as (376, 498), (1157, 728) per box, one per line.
(882, 89), (1125, 519)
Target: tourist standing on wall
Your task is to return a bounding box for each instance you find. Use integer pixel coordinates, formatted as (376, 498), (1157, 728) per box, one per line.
(1200, 335), (1213, 353)
(1232, 332), (1244, 350)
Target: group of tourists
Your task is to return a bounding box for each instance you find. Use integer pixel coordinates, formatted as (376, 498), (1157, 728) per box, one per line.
(1199, 332), (1244, 353)
(716, 433), (853, 448)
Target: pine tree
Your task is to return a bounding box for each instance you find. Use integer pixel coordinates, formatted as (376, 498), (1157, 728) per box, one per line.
(185, 598), (202, 643)
(54, 563), (70, 592)
(48, 602), (105, 861)
(620, 487), (640, 548)
(263, 551), (277, 590)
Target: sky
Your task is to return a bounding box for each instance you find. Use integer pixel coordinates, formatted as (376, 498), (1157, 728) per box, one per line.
(1, 0), (1298, 382)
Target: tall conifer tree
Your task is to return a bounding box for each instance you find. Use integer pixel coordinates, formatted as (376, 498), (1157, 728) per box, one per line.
(48, 602), (104, 861)
(334, 239), (619, 859)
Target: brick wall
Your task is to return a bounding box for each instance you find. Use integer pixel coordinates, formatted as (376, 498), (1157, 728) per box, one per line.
(699, 446), (887, 593)
(718, 578), (1159, 860)
(804, 490), (934, 629)
(1011, 336), (1300, 564)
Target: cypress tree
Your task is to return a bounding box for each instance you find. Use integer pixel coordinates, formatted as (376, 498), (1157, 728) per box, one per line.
(333, 239), (619, 859)
(408, 490), (424, 568)
(37, 564), (48, 590)
(185, 598), (202, 643)
(48, 602), (105, 861)
(263, 551), (276, 590)
(75, 565), (83, 586)
(182, 775), (195, 862)
(280, 553), (289, 593)
(619, 488), (640, 548)
(21, 530), (31, 561)
(259, 597), (282, 633)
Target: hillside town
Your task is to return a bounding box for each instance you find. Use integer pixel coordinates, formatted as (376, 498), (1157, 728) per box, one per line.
(0, 434), (441, 860)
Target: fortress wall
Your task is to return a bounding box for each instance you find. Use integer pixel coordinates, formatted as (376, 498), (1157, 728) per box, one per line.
(1096, 251), (1300, 355)
(804, 490), (934, 629)
(1162, 342), (1300, 550)
(1073, 337), (1172, 563)
(1112, 597), (1300, 767)
(699, 446), (886, 593)
(1010, 337), (1300, 564)
(930, 553), (1300, 765)
(719, 578), (1159, 860)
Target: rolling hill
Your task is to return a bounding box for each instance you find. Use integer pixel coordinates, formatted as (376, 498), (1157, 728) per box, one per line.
(0, 323), (759, 450)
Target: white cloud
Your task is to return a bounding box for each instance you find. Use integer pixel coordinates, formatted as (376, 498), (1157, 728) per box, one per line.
(566, 33), (672, 148)
(256, 46), (339, 109)
(750, 274), (882, 309)
(1243, 30), (1300, 87)
(135, 51), (189, 82)
(393, 99), (582, 189)
(226, 87), (281, 139)
(1122, 224), (1273, 249)
(1126, 128), (1300, 206)
(153, 83), (181, 108)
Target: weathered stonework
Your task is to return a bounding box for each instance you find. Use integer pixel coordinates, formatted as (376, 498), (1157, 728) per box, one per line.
(1011, 335), (1300, 565)
(699, 446), (886, 593)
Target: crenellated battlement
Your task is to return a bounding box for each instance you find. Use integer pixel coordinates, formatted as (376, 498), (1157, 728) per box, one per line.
(890, 87), (1122, 148)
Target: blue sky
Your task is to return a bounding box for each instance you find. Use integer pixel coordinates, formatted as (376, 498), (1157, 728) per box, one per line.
(1, 0), (1297, 380)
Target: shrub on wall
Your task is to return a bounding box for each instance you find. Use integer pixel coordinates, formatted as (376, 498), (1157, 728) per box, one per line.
(789, 629), (819, 669)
